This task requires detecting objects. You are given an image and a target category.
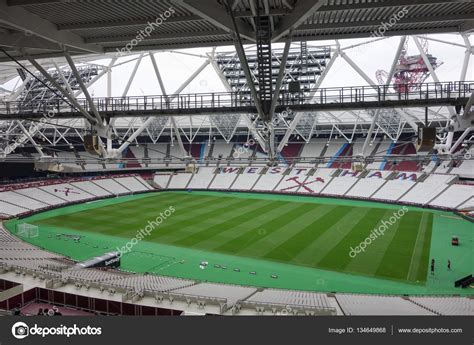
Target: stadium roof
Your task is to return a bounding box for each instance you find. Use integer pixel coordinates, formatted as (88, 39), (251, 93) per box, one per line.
(0, 0), (473, 61)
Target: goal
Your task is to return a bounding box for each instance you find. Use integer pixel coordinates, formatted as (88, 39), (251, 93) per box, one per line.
(15, 223), (39, 238)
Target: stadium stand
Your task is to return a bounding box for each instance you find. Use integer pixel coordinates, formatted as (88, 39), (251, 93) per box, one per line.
(408, 297), (474, 316)
(39, 183), (95, 202)
(187, 167), (216, 189)
(172, 283), (256, 307)
(335, 294), (435, 315)
(399, 174), (455, 205)
(0, 191), (48, 211)
(167, 173), (193, 189)
(275, 167), (311, 192)
(253, 167), (285, 191)
(298, 168), (334, 194)
(114, 176), (151, 192)
(69, 181), (112, 197)
(238, 289), (336, 315)
(153, 174), (172, 189)
(429, 184), (474, 209)
(231, 167), (263, 190)
(92, 179), (131, 195)
(371, 174), (419, 201)
(212, 141), (234, 159)
(15, 187), (67, 206)
(0, 201), (30, 217)
(210, 168), (239, 190)
(322, 171), (360, 196)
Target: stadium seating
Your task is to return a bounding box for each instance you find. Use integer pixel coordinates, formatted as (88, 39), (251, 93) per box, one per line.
(399, 174), (454, 205)
(187, 167), (215, 189)
(0, 201), (30, 217)
(15, 187), (67, 206)
(172, 283), (256, 306)
(0, 191), (49, 211)
(253, 167), (285, 191)
(371, 175), (418, 201)
(336, 294), (434, 315)
(345, 171), (391, 198)
(298, 168), (334, 194)
(231, 167), (263, 190)
(275, 167), (312, 192)
(210, 169), (239, 189)
(153, 174), (172, 189)
(39, 183), (95, 202)
(69, 181), (112, 197)
(408, 297), (474, 315)
(167, 173), (193, 189)
(92, 179), (131, 195)
(322, 172), (359, 196)
(114, 176), (151, 192)
(429, 184), (474, 209)
(212, 141), (233, 159)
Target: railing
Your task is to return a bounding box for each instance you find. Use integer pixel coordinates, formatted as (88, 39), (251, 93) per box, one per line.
(1, 81), (472, 116)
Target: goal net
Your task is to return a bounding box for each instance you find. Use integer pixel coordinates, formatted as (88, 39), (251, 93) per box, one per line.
(15, 223), (39, 238)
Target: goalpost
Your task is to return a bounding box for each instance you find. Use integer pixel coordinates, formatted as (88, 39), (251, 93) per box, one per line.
(15, 223), (39, 238)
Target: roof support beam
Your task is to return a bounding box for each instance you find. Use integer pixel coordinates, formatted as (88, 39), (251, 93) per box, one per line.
(298, 13), (474, 31)
(272, 0), (326, 42)
(319, 0), (471, 12)
(0, 0), (102, 54)
(361, 36), (406, 156)
(85, 30), (228, 44)
(57, 15), (203, 31)
(25, 53), (98, 124)
(172, 0), (255, 42)
(64, 50), (102, 123)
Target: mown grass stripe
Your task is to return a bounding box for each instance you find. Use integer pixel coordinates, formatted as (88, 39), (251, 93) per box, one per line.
(262, 206), (350, 262)
(173, 201), (281, 247)
(317, 208), (389, 271)
(214, 203), (322, 254)
(374, 211), (425, 281)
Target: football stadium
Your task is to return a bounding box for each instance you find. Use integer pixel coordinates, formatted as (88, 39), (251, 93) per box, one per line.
(0, 0), (473, 338)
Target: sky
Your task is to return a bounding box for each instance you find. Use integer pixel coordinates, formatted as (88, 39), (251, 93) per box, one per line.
(73, 33), (473, 99)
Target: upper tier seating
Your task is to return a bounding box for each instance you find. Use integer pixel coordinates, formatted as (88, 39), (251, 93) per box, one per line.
(212, 141), (233, 159)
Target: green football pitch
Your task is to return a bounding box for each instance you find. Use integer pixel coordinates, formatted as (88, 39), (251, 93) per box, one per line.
(5, 191), (473, 295)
